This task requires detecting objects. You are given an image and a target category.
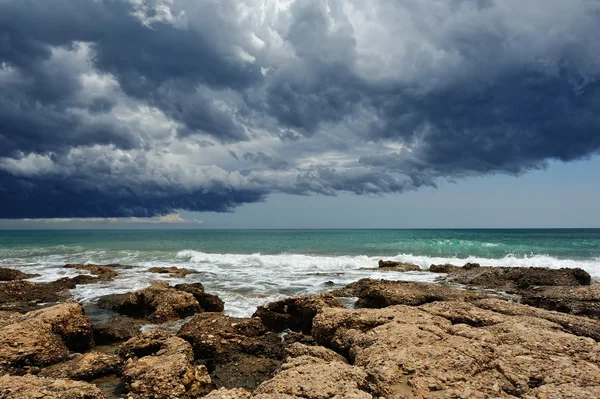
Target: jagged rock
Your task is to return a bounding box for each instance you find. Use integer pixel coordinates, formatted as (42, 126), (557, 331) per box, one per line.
(0, 267), (40, 281)
(211, 355), (281, 391)
(147, 266), (196, 278)
(443, 266), (591, 291)
(202, 388), (251, 399)
(97, 283), (202, 323)
(284, 342), (347, 364)
(311, 299), (600, 398)
(175, 283), (225, 312)
(253, 293), (345, 333)
(40, 352), (122, 381)
(118, 330), (213, 399)
(376, 260), (421, 271)
(93, 316), (143, 345)
(521, 283), (600, 319)
(64, 264), (119, 280)
(340, 278), (486, 308)
(0, 303), (93, 374)
(252, 355), (373, 399)
(178, 313), (282, 361)
(0, 374), (107, 399)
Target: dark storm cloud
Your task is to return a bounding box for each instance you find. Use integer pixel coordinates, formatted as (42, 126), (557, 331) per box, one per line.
(1, 0), (600, 218)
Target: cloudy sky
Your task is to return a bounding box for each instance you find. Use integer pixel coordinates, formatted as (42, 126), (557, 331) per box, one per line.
(0, 0), (599, 228)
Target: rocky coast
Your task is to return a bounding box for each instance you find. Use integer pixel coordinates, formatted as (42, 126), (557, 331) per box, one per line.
(0, 261), (599, 398)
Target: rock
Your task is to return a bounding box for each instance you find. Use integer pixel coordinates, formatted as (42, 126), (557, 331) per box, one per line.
(342, 278), (486, 308)
(175, 283), (225, 312)
(284, 342), (347, 364)
(93, 316), (143, 345)
(64, 264), (119, 280)
(178, 313), (283, 362)
(118, 330), (213, 399)
(39, 352), (122, 381)
(97, 283), (202, 323)
(311, 296), (600, 398)
(202, 388), (251, 399)
(0, 303), (93, 374)
(429, 263), (462, 273)
(211, 355), (281, 391)
(147, 266), (196, 278)
(0, 267), (40, 281)
(0, 374), (107, 399)
(253, 293), (345, 333)
(444, 266), (591, 291)
(521, 284), (600, 319)
(377, 259), (421, 271)
(252, 357), (372, 399)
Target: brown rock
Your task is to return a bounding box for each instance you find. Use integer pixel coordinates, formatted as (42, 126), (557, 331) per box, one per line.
(118, 330), (213, 399)
(429, 263), (462, 273)
(175, 282), (225, 312)
(178, 313), (283, 361)
(202, 388), (251, 399)
(97, 283), (202, 323)
(0, 267), (40, 281)
(311, 296), (600, 398)
(521, 284), (600, 319)
(93, 316), (143, 345)
(253, 293), (345, 333)
(377, 259), (421, 271)
(343, 278), (486, 308)
(284, 342), (347, 364)
(39, 352), (122, 381)
(147, 266), (196, 278)
(211, 355), (281, 391)
(0, 374), (107, 399)
(64, 264), (119, 280)
(445, 266), (591, 291)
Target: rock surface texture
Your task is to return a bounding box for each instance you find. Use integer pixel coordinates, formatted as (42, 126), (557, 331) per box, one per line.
(0, 374), (108, 399)
(0, 267), (40, 281)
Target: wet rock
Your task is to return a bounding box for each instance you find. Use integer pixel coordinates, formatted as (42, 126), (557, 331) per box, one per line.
(211, 355), (281, 391)
(178, 313), (283, 362)
(147, 266), (196, 278)
(253, 293), (345, 333)
(252, 355), (373, 399)
(0, 374), (108, 399)
(118, 330), (213, 399)
(64, 264), (119, 280)
(202, 388), (251, 399)
(311, 298), (600, 398)
(377, 259), (421, 271)
(0, 302), (93, 374)
(342, 278), (486, 308)
(93, 316), (143, 345)
(97, 283), (202, 323)
(0, 267), (40, 281)
(40, 352), (122, 381)
(444, 266), (591, 291)
(428, 263), (481, 273)
(521, 284), (600, 319)
(174, 283), (225, 312)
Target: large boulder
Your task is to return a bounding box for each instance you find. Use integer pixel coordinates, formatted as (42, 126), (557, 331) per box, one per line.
(311, 295), (600, 398)
(39, 352), (122, 381)
(376, 260), (421, 271)
(0, 303), (93, 374)
(118, 330), (213, 399)
(175, 283), (225, 312)
(97, 283), (203, 323)
(253, 293), (345, 333)
(0, 267), (40, 281)
(92, 315), (143, 345)
(64, 264), (119, 280)
(177, 313), (283, 362)
(0, 374), (107, 399)
(336, 278), (486, 308)
(521, 283), (600, 319)
(147, 267), (196, 278)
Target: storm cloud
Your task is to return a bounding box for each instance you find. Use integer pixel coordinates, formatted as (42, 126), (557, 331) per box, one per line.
(0, 0), (599, 218)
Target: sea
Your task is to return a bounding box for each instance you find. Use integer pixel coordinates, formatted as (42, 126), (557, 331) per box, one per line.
(1, 229), (599, 317)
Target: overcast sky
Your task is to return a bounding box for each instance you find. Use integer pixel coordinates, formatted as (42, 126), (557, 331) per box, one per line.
(1, 0), (599, 229)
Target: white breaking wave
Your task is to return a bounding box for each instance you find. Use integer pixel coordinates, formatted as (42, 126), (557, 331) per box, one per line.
(2, 249), (599, 318)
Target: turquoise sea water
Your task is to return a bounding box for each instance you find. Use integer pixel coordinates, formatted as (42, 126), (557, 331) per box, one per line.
(1, 229), (599, 316)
